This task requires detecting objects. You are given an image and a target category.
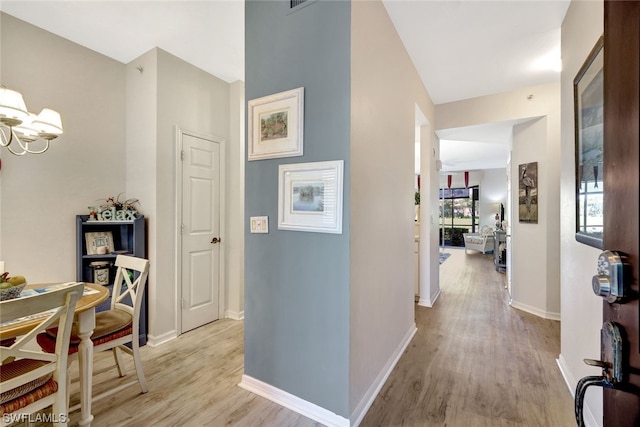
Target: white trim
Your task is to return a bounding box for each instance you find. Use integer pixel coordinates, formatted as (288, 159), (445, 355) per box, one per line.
(509, 300), (560, 320)
(556, 355), (598, 427)
(225, 309), (245, 320)
(175, 127), (227, 336)
(418, 288), (441, 308)
(239, 375), (349, 427)
(146, 330), (178, 347)
(350, 323), (418, 427)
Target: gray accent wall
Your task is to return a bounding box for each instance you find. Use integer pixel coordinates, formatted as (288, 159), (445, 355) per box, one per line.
(245, 0), (351, 417)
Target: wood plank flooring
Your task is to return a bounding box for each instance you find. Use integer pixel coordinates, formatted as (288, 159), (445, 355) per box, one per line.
(361, 248), (574, 426)
(56, 247), (572, 426)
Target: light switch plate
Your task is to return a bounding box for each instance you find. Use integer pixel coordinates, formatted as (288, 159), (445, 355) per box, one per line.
(250, 216), (269, 233)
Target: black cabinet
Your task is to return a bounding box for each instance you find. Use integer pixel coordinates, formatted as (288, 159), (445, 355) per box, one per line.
(76, 215), (147, 345)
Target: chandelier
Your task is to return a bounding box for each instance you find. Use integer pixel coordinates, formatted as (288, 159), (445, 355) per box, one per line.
(0, 87), (63, 156)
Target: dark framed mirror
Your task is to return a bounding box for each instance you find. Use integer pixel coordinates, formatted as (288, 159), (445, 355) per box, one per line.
(574, 36), (604, 249)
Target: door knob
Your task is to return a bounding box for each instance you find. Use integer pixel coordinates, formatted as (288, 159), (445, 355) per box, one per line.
(211, 237), (221, 244)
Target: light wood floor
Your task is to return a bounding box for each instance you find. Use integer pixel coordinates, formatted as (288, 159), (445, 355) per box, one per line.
(59, 248), (572, 426)
(361, 248), (574, 426)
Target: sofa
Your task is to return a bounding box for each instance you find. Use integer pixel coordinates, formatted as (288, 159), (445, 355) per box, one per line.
(463, 227), (495, 254)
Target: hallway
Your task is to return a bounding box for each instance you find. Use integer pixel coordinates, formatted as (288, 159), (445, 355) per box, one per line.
(361, 248), (575, 426)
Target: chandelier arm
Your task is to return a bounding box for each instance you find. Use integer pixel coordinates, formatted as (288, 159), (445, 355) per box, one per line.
(0, 125), (51, 155)
(0, 126), (13, 148)
(23, 139), (51, 155)
(6, 143), (28, 156)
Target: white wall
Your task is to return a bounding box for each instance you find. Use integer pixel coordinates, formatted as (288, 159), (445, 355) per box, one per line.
(0, 13), (126, 282)
(226, 80), (244, 319)
(511, 117), (557, 317)
(350, 0), (434, 420)
(436, 82), (561, 319)
(558, 1), (604, 425)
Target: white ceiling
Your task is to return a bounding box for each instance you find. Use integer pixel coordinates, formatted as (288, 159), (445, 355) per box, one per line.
(0, 0), (570, 173)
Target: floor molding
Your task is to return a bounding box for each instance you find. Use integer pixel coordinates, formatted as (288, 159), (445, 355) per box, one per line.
(557, 355), (598, 427)
(225, 309), (245, 320)
(418, 288), (440, 308)
(239, 375), (349, 427)
(350, 323), (418, 426)
(509, 300), (560, 321)
(145, 330), (178, 347)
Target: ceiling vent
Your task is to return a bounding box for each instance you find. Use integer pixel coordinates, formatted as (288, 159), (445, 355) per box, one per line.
(289, 0), (316, 13)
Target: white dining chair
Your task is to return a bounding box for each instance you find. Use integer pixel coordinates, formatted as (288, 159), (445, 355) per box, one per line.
(1, 282), (84, 427)
(37, 255), (150, 401)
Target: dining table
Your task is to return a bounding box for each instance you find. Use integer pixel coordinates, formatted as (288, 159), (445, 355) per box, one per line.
(0, 282), (109, 427)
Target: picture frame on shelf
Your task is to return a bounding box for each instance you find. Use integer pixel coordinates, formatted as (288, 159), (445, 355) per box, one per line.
(248, 87), (304, 161)
(278, 160), (344, 234)
(84, 231), (115, 255)
(574, 36), (604, 249)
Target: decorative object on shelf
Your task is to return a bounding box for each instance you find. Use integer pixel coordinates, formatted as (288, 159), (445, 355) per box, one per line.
(574, 35), (604, 249)
(89, 261), (110, 285)
(0, 86), (63, 156)
(88, 193), (140, 221)
(248, 87), (304, 161)
(85, 231), (115, 255)
(278, 160), (344, 234)
(518, 162), (538, 224)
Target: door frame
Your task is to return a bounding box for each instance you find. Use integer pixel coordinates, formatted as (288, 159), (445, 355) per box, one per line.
(174, 126), (227, 335)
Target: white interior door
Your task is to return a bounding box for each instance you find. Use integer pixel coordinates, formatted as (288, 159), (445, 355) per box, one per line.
(180, 132), (221, 333)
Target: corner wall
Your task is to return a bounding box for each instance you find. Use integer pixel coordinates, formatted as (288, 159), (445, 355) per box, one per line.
(126, 48), (232, 343)
(350, 0), (433, 419)
(558, 1), (604, 425)
(0, 13), (126, 281)
(244, 0), (351, 417)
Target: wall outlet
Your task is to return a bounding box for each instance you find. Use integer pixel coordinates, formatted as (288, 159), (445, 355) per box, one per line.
(250, 216), (269, 233)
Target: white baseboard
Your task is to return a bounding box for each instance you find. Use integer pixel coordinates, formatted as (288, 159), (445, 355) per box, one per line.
(145, 330), (178, 347)
(239, 323), (417, 427)
(350, 323), (418, 426)
(418, 287), (441, 308)
(239, 375), (349, 427)
(509, 300), (560, 321)
(557, 354), (599, 427)
(225, 309), (245, 320)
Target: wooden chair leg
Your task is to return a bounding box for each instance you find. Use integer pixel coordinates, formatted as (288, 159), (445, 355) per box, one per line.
(130, 342), (148, 393)
(112, 347), (127, 377)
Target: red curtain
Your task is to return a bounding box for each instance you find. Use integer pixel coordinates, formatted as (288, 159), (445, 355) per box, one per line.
(447, 174), (452, 189)
(464, 171), (469, 188)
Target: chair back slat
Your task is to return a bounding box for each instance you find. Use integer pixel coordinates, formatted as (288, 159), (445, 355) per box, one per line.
(1, 281), (83, 417)
(1, 283), (83, 362)
(110, 255), (149, 318)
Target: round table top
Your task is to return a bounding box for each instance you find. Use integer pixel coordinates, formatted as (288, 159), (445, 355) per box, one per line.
(0, 282), (109, 340)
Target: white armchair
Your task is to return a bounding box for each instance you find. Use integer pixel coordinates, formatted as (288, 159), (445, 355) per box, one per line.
(463, 226), (495, 254)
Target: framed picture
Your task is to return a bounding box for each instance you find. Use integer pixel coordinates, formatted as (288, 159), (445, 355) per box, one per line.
(248, 87), (304, 161)
(518, 162), (538, 224)
(574, 36), (604, 249)
(278, 160), (344, 234)
(85, 231), (115, 255)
